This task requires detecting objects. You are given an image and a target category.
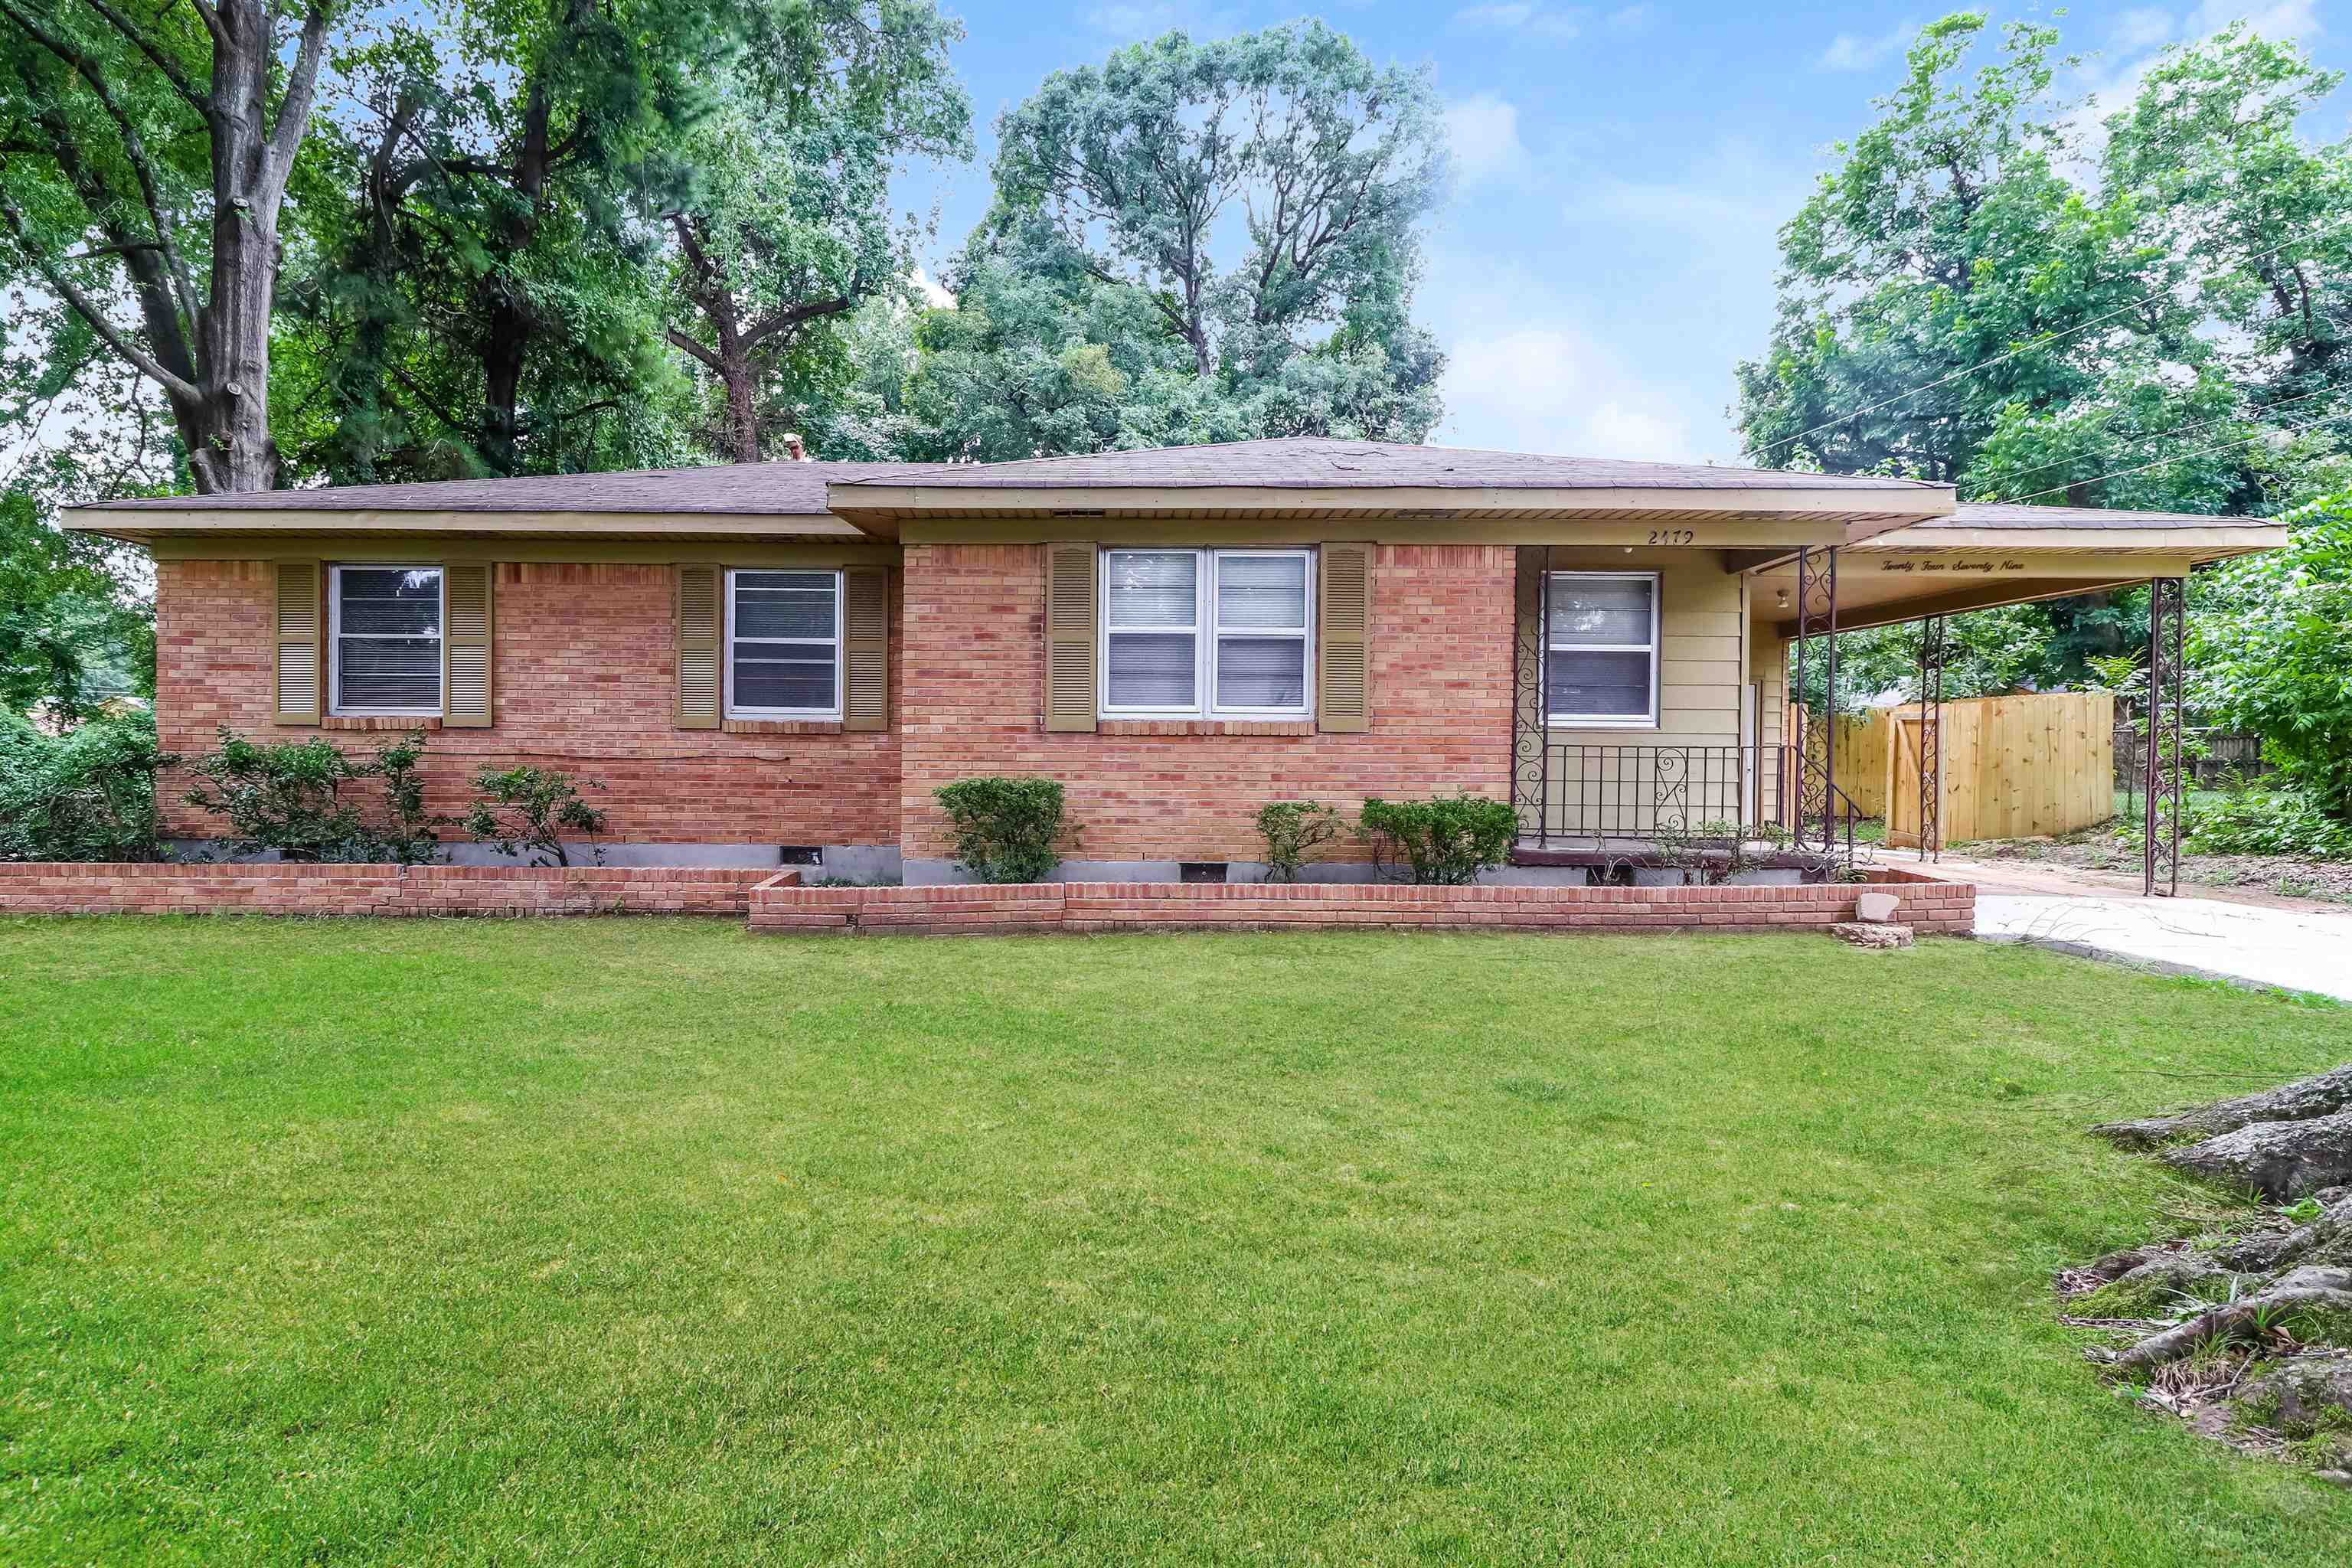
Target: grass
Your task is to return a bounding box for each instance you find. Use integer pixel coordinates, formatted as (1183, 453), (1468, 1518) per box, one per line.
(5, 918), (2350, 1566)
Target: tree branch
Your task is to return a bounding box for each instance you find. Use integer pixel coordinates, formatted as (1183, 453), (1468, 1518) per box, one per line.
(665, 327), (725, 373)
(740, 295), (854, 352)
(264, 3), (331, 190)
(72, 0), (204, 113)
(0, 201), (201, 404)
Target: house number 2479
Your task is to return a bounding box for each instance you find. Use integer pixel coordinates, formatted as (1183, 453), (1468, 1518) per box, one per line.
(1646, 528), (1697, 545)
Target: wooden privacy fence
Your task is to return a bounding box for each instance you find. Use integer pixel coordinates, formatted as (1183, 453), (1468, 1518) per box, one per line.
(1801, 691), (2115, 848)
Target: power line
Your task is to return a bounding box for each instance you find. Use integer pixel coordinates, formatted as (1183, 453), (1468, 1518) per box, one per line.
(1759, 211), (2352, 460)
(1998, 407), (2352, 505)
(1985, 383), (2346, 488)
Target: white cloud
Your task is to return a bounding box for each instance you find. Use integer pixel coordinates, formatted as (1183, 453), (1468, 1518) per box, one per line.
(2112, 8), (2177, 52)
(1451, 3), (1586, 41)
(1444, 94), (1529, 183)
(1818, 21), (1914, 72)
(912, 269), (955, 309)
(1439, 325), (1696, 461)
(1604, 4), (1655, 34)
(2064, 0), (2323, 163)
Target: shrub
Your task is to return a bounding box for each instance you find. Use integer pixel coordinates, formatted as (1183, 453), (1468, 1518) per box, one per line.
(0, 711), (172, 862)
(2182, 781), (2352, 860)
(179, 726), (441, 863)
(1255, 800), (1344, 883)
(933, 776), (1067, 884)
(461, 766), (609, 867)
(2188, 498), (2352, 822)
(1356, 795), (1518, 885)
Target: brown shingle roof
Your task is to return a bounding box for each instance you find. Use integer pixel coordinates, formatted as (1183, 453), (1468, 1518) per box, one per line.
(84, 460), (904, 515)
(1926, 500), (2279, 530)
(840, 437), (1944, 492)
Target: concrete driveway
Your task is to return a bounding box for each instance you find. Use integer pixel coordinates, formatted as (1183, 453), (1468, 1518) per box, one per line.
(1971, 893), (2352, 1002)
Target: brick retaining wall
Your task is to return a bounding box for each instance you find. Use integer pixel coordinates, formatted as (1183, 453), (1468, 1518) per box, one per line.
(0, 862), (787, 918)
(748, 871), (1975, 937)
(0, 863), (1973, 936)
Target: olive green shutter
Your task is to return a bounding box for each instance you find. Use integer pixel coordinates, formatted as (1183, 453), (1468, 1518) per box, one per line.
(442, 560), (494, 727)
(843, 567), (888, 731)
(1044, 543), (1099, 733)
(273, 559), (323, 725)
(1316, 543), (1372, 733)
(675, 564), (723, 729)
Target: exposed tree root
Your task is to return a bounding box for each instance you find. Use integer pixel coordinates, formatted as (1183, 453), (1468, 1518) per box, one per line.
(2094, 1064), (2352, 1149)
(2112, 1272), (2352, 1374)
(2162, 1111), (2352, 1203)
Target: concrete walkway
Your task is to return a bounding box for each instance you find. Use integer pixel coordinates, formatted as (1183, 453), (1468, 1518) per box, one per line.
(1975, 894), (2352, 1002)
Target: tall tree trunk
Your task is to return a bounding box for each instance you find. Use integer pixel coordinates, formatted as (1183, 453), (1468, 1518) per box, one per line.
(0, 0), (327, 492)
(475, 72), (554, 477)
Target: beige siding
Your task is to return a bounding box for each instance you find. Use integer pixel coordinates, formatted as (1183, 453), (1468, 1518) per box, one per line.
(1520, 548), (1746, 743)
(1515, 548), (1763, 835)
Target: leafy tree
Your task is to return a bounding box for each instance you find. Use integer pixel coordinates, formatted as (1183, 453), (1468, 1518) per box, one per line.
(661, 0), (969, 462)
(844, 21), (1447, 461)
(1740, 15), (2352, 700)
(290, 0), (731, 482)
(0, 0), (340, 492)
(2187, 497), (2352, 820)
(0, 488), (151, 720)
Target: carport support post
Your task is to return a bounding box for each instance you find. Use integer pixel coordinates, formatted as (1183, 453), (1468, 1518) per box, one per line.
(1917, 614), (1945, 861)
(1793, 547), (1840, 851)
(2144, 577), (2186, 898)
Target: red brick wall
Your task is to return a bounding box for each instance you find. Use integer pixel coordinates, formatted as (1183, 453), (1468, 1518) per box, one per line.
(897, 543), (1517, 864)
(748, 875), (1978, 936)
(0, 862), (789, 916)
(155, 560), (901, 845)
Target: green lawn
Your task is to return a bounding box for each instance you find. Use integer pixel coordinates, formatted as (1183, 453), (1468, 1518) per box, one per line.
(5, 920), (2350, 1565)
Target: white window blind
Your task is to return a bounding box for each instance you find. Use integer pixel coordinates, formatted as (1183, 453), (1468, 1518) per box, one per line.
(1545, 572), (1658, 725)
(1101, 549), (1312, 718)
(727, 570), (841, 717)
(1104, 550), (1199, 709)
(331, 565), (443, 715)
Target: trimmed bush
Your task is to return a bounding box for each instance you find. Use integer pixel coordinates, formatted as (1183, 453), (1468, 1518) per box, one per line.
(1357, 795), (1519, 885)
(179, 726), (441, 864)
(462, 766), (609, 867)
(933, 776), (1067, 884)
(0, 711), (171, 862)
(1255, 800), (1344, 883)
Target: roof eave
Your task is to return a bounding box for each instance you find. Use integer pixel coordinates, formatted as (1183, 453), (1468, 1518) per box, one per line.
(822, 482), (1956, 522)
(61, 508), (876, 544)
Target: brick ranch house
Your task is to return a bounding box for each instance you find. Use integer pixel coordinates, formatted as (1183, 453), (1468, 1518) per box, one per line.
(66, 438), (2284, 886)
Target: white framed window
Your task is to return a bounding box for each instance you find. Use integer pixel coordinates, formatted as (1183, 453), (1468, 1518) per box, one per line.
(1544, 570), (1659, 727)
(726, 568), (841, 719)
(1100, 548), (1313, 720)
(329, 564), (443, 716)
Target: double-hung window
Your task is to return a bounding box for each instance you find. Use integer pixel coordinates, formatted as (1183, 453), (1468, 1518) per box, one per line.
(1544, 570), (1659, 727)
(1102, 548), (1312, 719)
(727, 569), (841, 719)
(329, 565), (443, 716)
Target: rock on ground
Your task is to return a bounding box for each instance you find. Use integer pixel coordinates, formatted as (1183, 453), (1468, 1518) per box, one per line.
(2096, 1063), (2352, 1150)
(1831, 921), (1912, 949)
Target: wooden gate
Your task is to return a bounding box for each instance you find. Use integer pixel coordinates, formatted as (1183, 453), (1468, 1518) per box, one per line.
(1875, 691), (2114, 848)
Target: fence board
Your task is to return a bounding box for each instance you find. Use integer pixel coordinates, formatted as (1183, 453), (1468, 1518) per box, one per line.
(1814, 691), (2121, 847)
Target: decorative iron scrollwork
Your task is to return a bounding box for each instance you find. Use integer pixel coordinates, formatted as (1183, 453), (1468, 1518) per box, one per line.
(2145, 577), (2186, 897)
(1918, 612), (1945, 861)
(1792, 547), (1840, 852)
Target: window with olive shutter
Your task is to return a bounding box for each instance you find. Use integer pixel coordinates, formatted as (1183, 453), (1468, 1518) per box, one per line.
(1315, 543), (1371, 733)
(675, 564), (723, 728)
(1044, 543), (1098, 732)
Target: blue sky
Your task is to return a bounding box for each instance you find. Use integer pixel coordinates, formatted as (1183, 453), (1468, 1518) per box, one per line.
(893, 1), (2345, 464)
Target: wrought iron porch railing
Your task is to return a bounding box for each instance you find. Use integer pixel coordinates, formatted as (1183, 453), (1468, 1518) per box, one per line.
(1513, 743), (1867, 873)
